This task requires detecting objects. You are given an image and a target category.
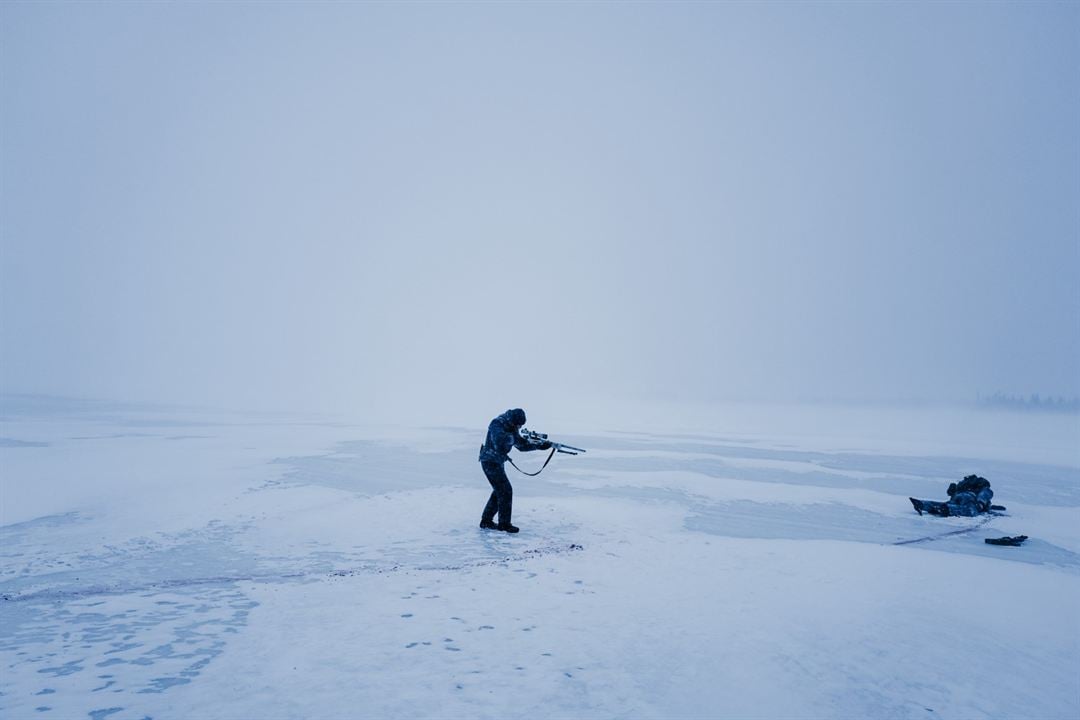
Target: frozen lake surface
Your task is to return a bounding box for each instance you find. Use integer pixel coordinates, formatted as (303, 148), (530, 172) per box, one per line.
(2, 398), (1078, 719)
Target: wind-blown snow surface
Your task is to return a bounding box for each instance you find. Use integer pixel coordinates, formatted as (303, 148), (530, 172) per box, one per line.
(2, 398), (1078, 719)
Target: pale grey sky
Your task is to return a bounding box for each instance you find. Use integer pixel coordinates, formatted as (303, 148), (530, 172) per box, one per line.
(2, 1), (1077, 418)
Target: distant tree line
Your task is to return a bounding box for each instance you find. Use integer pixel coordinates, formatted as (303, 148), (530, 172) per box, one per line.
(977, 392), (1080, 413)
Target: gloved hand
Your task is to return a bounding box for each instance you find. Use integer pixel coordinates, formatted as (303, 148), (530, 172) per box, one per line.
(539, 441), (553, 450)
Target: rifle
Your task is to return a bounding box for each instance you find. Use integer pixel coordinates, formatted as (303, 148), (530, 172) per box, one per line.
(506, 428), (586, 476)
(519, 428), (587, 455)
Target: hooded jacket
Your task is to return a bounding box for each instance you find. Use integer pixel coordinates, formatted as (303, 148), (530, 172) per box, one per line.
(478, 408), (536, 464)
(948, 474), (994, 514)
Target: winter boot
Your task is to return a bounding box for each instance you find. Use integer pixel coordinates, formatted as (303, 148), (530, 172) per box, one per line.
(479, 519), (498, 530)
(496, 523), (520, 534)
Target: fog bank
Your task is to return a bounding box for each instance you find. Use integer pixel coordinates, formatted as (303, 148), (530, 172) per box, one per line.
(2, 2), (1077, 417)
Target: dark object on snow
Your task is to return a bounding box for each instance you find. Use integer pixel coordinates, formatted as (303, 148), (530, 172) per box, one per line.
(985, 535), (1028, 546)
(910, 474), (995, 517)
(990, 504), (1007, 511)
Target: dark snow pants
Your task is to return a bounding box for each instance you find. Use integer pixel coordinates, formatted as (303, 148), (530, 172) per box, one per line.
(480, 461), (513, 525)
(914, 496), (983, 517)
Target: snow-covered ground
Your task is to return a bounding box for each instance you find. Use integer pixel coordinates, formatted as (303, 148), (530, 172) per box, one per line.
(2, 397), (1078, 719)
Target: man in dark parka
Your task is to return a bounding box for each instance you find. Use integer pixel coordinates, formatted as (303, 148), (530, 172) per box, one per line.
(478, 408), (550, 533)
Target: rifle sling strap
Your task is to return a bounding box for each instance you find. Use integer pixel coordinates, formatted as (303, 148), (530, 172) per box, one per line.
(506, 447), (557, 477)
